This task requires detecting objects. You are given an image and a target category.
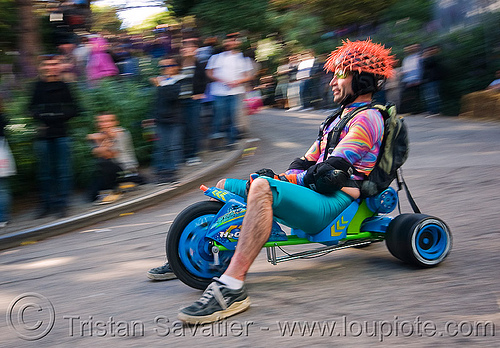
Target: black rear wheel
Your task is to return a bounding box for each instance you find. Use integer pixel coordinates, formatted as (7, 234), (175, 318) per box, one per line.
(386, 214), (452, 267)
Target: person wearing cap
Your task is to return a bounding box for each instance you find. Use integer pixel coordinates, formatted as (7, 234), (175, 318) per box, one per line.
(177, 39), (396, 324)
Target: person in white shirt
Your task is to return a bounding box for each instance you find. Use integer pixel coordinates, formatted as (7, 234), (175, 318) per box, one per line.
(296, 51), (316, 110)
(205, 34), (253, 146)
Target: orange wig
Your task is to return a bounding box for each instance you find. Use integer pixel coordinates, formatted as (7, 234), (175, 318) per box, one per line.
(325, 39), (396, 78)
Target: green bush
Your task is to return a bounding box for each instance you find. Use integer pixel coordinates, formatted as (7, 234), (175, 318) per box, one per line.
(437, 13), (500, 115)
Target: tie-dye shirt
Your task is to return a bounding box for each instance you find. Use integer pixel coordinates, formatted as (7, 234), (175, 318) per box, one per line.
(288, 102), (384, 184)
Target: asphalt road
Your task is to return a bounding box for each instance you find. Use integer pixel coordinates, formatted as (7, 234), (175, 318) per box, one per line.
(1, 109), (499, 347)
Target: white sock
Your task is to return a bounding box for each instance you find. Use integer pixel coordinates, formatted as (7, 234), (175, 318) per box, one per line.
(218, 274), (244, 290)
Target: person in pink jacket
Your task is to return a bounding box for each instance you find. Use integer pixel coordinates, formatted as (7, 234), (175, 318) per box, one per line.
(86, 36), (119, 81)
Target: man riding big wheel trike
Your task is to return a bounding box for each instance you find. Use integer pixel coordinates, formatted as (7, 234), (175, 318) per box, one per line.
(152, 39), (452, 324)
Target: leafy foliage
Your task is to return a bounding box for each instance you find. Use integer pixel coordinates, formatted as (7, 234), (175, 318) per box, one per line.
(381, 0), (433, 24)
(270, 0), (397, 29)
(191, 0), (270, 35)
(127, 10), (177, 34)
(90, 4), (123, 34)
(438, 11), (500, 115)
(310, 0), (396, 28)
(0, 0), (18, 62)
(3, 91), (38, 195)
(168, 0), (199, 17)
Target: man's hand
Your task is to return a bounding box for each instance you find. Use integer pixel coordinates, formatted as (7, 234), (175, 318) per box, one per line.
(90, 133), (117, 160)
(92, 145), (115, 160)
(252, 168), (299, 184)
(87, 132), (105, 142)
(246, 169), (300, 194)
(99, 138), (114, 149)
(226, 81), (240, 88)
(255, 168), (279, 179)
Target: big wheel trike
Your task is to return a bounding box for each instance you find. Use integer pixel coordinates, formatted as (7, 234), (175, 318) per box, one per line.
(166, 182), (452, 290)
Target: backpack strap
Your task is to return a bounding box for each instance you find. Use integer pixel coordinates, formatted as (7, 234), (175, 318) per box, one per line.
(323, 104), (371, 161)
(317, 107), (342, 141)
(365, 103), (390, 178)
(396, 168), (421, 214)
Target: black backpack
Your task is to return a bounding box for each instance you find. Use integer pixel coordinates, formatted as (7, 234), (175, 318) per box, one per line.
(324, 102), (409, 198)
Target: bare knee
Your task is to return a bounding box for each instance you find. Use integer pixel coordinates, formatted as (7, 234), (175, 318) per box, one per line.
(248, 177), (272, 200)
(216, 179), (226, 189)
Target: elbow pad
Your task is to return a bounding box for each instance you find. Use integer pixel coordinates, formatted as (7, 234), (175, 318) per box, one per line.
(288, 157), (316, 171)
(303, 157), (354, 194)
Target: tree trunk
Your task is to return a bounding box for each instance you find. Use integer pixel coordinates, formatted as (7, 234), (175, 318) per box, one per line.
(17, 0), (40, 79)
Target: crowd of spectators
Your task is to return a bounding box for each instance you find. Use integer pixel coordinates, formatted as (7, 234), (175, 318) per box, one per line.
(0, 29), (264, 223)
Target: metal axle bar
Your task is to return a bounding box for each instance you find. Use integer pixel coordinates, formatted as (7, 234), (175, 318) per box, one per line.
(266, 240), (377, 265)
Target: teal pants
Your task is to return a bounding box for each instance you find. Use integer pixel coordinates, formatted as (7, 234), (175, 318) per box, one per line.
(224, 177), (353, 235)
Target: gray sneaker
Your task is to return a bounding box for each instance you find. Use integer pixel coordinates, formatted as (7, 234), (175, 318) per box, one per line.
(178, 278), (250, 324)
(147, 263), (177, 281)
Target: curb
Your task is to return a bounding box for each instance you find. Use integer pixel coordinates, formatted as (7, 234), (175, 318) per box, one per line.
(0, 139), (260, 251)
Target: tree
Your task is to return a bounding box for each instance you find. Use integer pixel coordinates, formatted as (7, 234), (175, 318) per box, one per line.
(127, 9), (176, 34)
(266, 9), (324, 49)
(166, 0), (419, 37)
(90, 4), (123, 34)
(166, 0), (270, 35)
(381, 0), (434, 24)
(168, 0), (199, 17)
(314, 0), (397, 28)
(271, 0), (397, 29)
(0, 0), (18, 58)
(190, 0), (270, 35)
(16, 0), (41, 78)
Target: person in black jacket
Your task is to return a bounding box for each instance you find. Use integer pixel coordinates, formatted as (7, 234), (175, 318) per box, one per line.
(28, 55), (78, 219)
(179, 38), (209, 166)
(421, 45), (442, 116)
(151, 56), (184, 184)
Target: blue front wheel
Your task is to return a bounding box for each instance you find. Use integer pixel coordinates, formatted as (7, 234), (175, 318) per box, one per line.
(166, 201), (234, 290)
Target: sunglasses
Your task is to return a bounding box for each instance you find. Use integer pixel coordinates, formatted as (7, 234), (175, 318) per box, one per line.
(159, 64), (178, 68)
(334, 69), (350, 79)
